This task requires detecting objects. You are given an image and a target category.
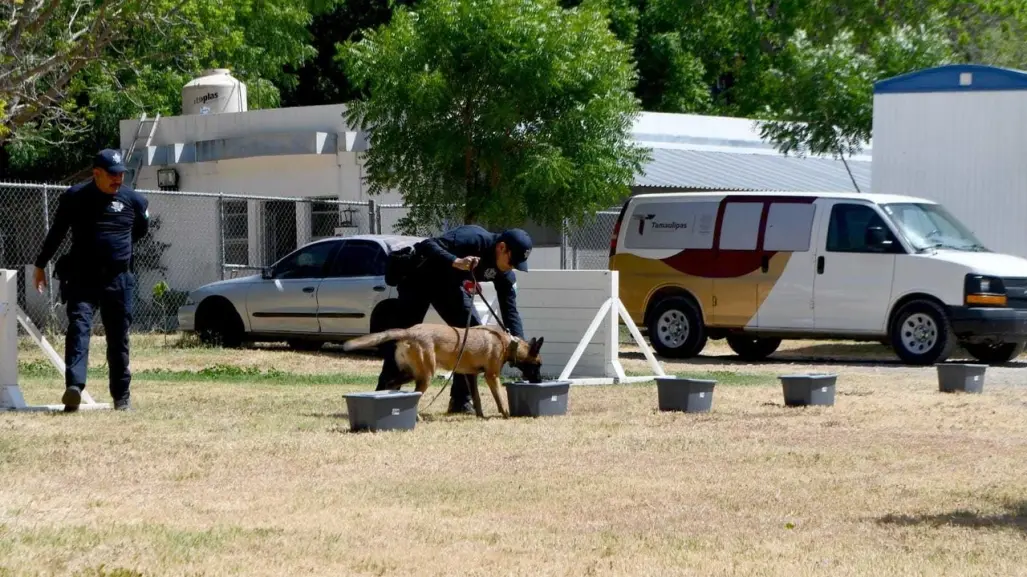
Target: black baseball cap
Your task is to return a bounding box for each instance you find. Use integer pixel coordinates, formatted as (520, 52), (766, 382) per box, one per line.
(499, 228), (532, 272)
(94, 148), (127, 174)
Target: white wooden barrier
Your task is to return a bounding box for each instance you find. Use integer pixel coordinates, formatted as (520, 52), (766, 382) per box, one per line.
(1, 269), (110, 411)
(473, 269), (665, 385)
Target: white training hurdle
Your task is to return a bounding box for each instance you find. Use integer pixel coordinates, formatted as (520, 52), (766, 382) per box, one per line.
(0, 269), (111, 411)
(474, 269), (665, 385)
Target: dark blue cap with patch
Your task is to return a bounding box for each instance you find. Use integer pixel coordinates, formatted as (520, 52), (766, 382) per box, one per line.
(498, 228), (533, 272)
(93, 148), (127, 174)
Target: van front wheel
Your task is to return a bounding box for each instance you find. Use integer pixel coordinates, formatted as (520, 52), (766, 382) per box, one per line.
(889, 300), (956, 365)
(646, 296), (707, 358)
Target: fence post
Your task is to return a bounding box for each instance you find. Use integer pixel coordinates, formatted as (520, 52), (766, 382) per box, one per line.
(560, 218), (569, 270)
(41, 185), (55, 330)
(367, 199), (377, 234)
(217, 193), (225, 281)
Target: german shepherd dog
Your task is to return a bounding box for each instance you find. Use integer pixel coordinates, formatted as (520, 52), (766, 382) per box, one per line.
(342, 324), (545, 418)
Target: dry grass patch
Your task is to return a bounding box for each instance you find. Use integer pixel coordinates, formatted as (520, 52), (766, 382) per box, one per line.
(3, 357), (1027, 576)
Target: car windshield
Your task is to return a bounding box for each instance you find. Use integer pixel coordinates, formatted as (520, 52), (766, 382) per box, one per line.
(881, 202), (988, 252)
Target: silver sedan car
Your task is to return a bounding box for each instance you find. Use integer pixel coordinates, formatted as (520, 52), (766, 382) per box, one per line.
(177, 234), (448, 350)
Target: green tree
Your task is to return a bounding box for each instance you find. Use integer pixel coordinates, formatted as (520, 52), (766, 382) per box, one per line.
(1, 0), (333, 180)
(339, 0), (651, 232)
(756, 21), (952, 159)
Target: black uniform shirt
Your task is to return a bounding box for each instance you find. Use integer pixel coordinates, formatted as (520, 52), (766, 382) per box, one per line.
(418, 224), (525, 338)
(34, 180), (150, 270)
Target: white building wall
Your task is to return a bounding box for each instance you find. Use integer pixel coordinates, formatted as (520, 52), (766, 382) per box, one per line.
(872, 90), (1027, 257)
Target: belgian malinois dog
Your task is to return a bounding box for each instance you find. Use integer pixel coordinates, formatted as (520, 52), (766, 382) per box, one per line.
(342, 324), (545, 418)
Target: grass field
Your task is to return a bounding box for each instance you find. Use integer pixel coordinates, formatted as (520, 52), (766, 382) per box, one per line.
(3, 334), (1027, 576)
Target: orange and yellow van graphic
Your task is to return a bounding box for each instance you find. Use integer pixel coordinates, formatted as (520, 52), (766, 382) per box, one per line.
(610, 194), (818, 328)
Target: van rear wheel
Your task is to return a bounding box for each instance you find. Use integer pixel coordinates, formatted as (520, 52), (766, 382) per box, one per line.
(963, 341), (1026, 365)
(726, 335), (782, 361)
(889, 300), (955, 365)
(646, 296), (707, 358)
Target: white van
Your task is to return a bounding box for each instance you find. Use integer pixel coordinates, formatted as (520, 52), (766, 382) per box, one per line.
(609, 190), (1027, 365)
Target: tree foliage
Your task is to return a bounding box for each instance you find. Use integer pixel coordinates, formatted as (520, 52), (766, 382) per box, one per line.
(1, 0), (333, 179)
(340, 0), (651, 232)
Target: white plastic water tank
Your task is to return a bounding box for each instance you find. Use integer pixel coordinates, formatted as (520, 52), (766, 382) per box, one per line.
(181, 69), (247, 115)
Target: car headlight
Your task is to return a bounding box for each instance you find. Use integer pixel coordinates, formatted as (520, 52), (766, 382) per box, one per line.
(964, 274), (1007, 307)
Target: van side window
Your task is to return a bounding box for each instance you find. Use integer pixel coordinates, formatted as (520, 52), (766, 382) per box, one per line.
(826, 204), (900, 253)
(718, 202), (762, 250)
(764, 203), (815, 252)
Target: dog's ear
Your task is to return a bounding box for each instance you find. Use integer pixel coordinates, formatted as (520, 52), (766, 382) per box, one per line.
(528, 336), (543, 357)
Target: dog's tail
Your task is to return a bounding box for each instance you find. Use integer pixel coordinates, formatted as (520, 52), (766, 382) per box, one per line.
(342, 329), (409, 351)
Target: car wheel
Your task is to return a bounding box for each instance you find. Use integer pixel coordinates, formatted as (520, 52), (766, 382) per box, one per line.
(195, 298), (245, 348)
(889, 300), (955, 365)
(726, 335), (782, 361)
(646, 296), (707, 358)
(963, 341), (1026, 364)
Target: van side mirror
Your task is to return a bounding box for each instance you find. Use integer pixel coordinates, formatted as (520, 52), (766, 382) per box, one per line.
(865, 226), (892, 249)
(261, 266), (273, 280)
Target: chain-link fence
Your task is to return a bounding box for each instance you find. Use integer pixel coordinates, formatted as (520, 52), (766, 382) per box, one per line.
(0, 181), (377, 336)
(564, 210), (621, 270)
(1, 180), (627, 336)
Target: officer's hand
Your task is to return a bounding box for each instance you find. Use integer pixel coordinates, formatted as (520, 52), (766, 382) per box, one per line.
(34, 267), (47, 293)
(452, 256), (480, 271)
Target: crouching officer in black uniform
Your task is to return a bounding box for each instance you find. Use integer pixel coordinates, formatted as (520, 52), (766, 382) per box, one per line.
(377, 225), (532, 413)
(33, 149), (150, 412)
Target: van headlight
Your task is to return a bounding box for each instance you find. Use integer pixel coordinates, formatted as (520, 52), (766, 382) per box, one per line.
(965, 274), (1007, 307)
(184, 294), (196, 306)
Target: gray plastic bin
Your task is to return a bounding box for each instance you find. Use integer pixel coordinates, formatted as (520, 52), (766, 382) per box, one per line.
(503, 381), (570, 417)
(656, 376), (716, 413)
(343, 390), (422, 432)
(779, 373), (837, 407)
(936, 363), (987, 394)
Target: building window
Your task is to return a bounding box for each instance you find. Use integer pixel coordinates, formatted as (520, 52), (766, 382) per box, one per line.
(223, 200), (249, 265)
(311, 199), (339, 240)
(311, 199), (360, 239)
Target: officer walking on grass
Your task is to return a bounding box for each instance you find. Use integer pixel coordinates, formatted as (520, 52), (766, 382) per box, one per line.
(33, 149), (150, 412)
(377, 225), (532, 414)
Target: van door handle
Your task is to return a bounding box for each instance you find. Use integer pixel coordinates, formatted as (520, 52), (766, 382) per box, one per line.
(302, 286), (316, 293)
(817, 256), (825, 274)
(761, 255), (769, 273)
(373, 285), (386, 292)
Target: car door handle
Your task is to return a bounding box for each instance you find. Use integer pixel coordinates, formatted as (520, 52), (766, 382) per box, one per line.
(761, 255), (769, 273)
(817, 256), (825, 274)
(373, 285), (386, 292)
(302, 286), (316, 293)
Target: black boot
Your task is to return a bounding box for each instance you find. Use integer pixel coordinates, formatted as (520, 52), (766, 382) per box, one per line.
(62, 386), (82, 413)
(446, 374), (475, 414)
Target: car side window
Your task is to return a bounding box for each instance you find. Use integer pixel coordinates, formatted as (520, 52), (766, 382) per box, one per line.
(826, 204), (902, 253)
(327, 240), (387, 278)
(272, 241), (338, 279)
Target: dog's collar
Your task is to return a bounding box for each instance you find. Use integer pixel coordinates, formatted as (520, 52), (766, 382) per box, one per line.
(506, 338), (520, 367)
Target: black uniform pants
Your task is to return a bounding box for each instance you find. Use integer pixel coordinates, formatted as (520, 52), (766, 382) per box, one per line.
(63, 269), (135, 401)
(375, 273), (480, 406)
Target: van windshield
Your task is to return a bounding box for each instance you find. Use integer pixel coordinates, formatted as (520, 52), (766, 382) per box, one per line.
(881, 203), (987, 252)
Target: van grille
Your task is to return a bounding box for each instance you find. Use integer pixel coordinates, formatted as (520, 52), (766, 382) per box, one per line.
(1003, 277), (1027, 309)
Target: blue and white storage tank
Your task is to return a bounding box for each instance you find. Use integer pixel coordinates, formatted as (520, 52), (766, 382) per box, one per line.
(871, 64), (1027, 257)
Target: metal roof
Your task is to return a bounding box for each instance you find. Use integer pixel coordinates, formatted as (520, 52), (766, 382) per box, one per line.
(874, 64), (1027, 94)
(635, 147), (871, 193)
